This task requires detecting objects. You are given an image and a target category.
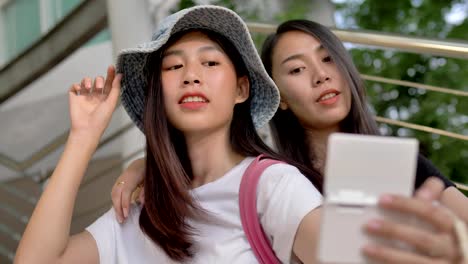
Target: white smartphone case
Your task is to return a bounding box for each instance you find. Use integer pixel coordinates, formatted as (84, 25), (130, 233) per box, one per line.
(318, 133), (419, 264)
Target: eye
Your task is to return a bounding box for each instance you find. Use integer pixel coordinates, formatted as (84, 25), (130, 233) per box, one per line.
(289, 67), (305, 75)
(166, 64), (183, 71)
(203, 61), (220, 67)
(322, 56), (332, 63)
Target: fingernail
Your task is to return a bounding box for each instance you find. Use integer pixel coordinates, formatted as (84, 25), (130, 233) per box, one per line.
(379, 194), (393, 205)
(124, 208), (128, 218)
(366, 219), (382, 231)
(118, 217), (123, 224)
(97, 79), (104, 89)
(418, 189), (432, 200)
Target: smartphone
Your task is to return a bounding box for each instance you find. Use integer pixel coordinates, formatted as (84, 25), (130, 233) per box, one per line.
(318, 133), (419, 264)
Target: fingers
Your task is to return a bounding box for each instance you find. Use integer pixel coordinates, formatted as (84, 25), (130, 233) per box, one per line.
(104, 65), (121, 101)
(110, 158), (145, 223)
(71, 76), (102, 97)
(73, 65), (120, 100)
(108, 73), (122, 107)
(130, 184), (145, 205)
(121, 188), (132, 220)
(378, 194), (454, 233)
(111, 183), (125, 224)
(138, 187), (145, 205)
(364, 219), (458, 260)
(81, 77), (93, 94)
(93, 76), (105, 95)
(362, 243), (445, 264)
(104, 65), (116, 93)
(415, 177), (445, 202)
(69, 83), (81, 96)
(111, 180), (136, 224)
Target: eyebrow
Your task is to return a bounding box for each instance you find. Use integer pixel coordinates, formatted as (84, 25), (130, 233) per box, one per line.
(163, 45), (222, 58)
(280, 44), (325, 65)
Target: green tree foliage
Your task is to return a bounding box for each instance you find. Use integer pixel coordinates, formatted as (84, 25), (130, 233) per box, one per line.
(335, 0), (468, 185)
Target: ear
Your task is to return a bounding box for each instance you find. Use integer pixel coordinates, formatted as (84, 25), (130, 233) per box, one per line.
(235, 76), (250, 104)
(279, 96), (289, 110)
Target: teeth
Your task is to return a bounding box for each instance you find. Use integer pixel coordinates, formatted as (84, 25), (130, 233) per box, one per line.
(319, 93), (337, 101)
(182, 96), (207, 103)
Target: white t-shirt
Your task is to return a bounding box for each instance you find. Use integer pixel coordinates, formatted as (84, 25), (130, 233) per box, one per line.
(86, 157), (322, 263)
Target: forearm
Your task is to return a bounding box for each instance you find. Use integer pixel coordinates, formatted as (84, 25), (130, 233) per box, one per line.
(15, 132), (99, 263)
(441, 187), (468, 223)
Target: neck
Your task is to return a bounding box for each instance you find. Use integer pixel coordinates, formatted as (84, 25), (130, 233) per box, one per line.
(304, 125), (340, 174)
(184, 127), (245, 188)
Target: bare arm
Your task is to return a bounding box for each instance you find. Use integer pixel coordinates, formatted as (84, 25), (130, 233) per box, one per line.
(292, 208), (322, 264)
(15, 67), (121, 264)
(441, 186), (468, 222)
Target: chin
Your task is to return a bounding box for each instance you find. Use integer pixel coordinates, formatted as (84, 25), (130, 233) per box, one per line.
(327, 110), (348, 122)
(173, 123), (209, 132)
(175, 120), (231, 135)
(314, 114), (348, 130)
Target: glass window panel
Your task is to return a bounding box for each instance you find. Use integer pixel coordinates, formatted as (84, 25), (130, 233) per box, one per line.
(3, 0), (41, 58)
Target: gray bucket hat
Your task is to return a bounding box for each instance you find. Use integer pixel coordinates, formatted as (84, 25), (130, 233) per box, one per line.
(117, 5), (279, 132)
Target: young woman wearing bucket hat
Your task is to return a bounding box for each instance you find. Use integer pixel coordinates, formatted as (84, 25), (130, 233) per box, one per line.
(113, 18), (468, 263)
(15, 5), (325, 264)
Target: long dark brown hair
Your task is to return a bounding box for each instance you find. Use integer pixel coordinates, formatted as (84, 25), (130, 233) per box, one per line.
(261, 20), (380, 172)
(140, 29), (323, 261)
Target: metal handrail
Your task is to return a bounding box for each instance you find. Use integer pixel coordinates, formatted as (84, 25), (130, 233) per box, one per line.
(246, 22), (468, 59)
(0, 119), (133, 172)
(0, 223), (20, 241)
(361, 74), (468, 97)
(0, 204), (28, 224)
(0, 244), (14, 262)
(79, 148), (144, 188)
(455, 182), (468, 192)
(0, 183), (36, 205)
(32, 122), (135, 184)
(375, 117), (468, 141)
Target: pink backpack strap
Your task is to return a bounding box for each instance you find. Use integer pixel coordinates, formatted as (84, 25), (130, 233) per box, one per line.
(239, 154), (284, 264)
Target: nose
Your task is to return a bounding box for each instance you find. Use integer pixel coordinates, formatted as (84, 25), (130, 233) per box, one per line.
(312, 69), (330, 87)
(183, 63), (201, 86)
(183, 79), (200, 85)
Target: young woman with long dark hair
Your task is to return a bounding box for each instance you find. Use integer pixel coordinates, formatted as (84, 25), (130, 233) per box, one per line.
(15, 6), (324, 263)
(261, 19), (467, 263)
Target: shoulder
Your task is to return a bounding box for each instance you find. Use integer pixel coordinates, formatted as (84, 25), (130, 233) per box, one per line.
(86, 204), (143, 236)
(259, 161), (319, 192)
(417, 154), (439, 174)
(256, 160), (322, 209)
(257, 161), (305, 183)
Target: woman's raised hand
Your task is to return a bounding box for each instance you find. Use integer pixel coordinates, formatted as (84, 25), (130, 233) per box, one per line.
(69, 65), (122, 138)
(363, 177), (464, 263)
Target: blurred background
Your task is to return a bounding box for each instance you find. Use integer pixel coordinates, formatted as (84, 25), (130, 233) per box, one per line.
(0, 0), (466, 262)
